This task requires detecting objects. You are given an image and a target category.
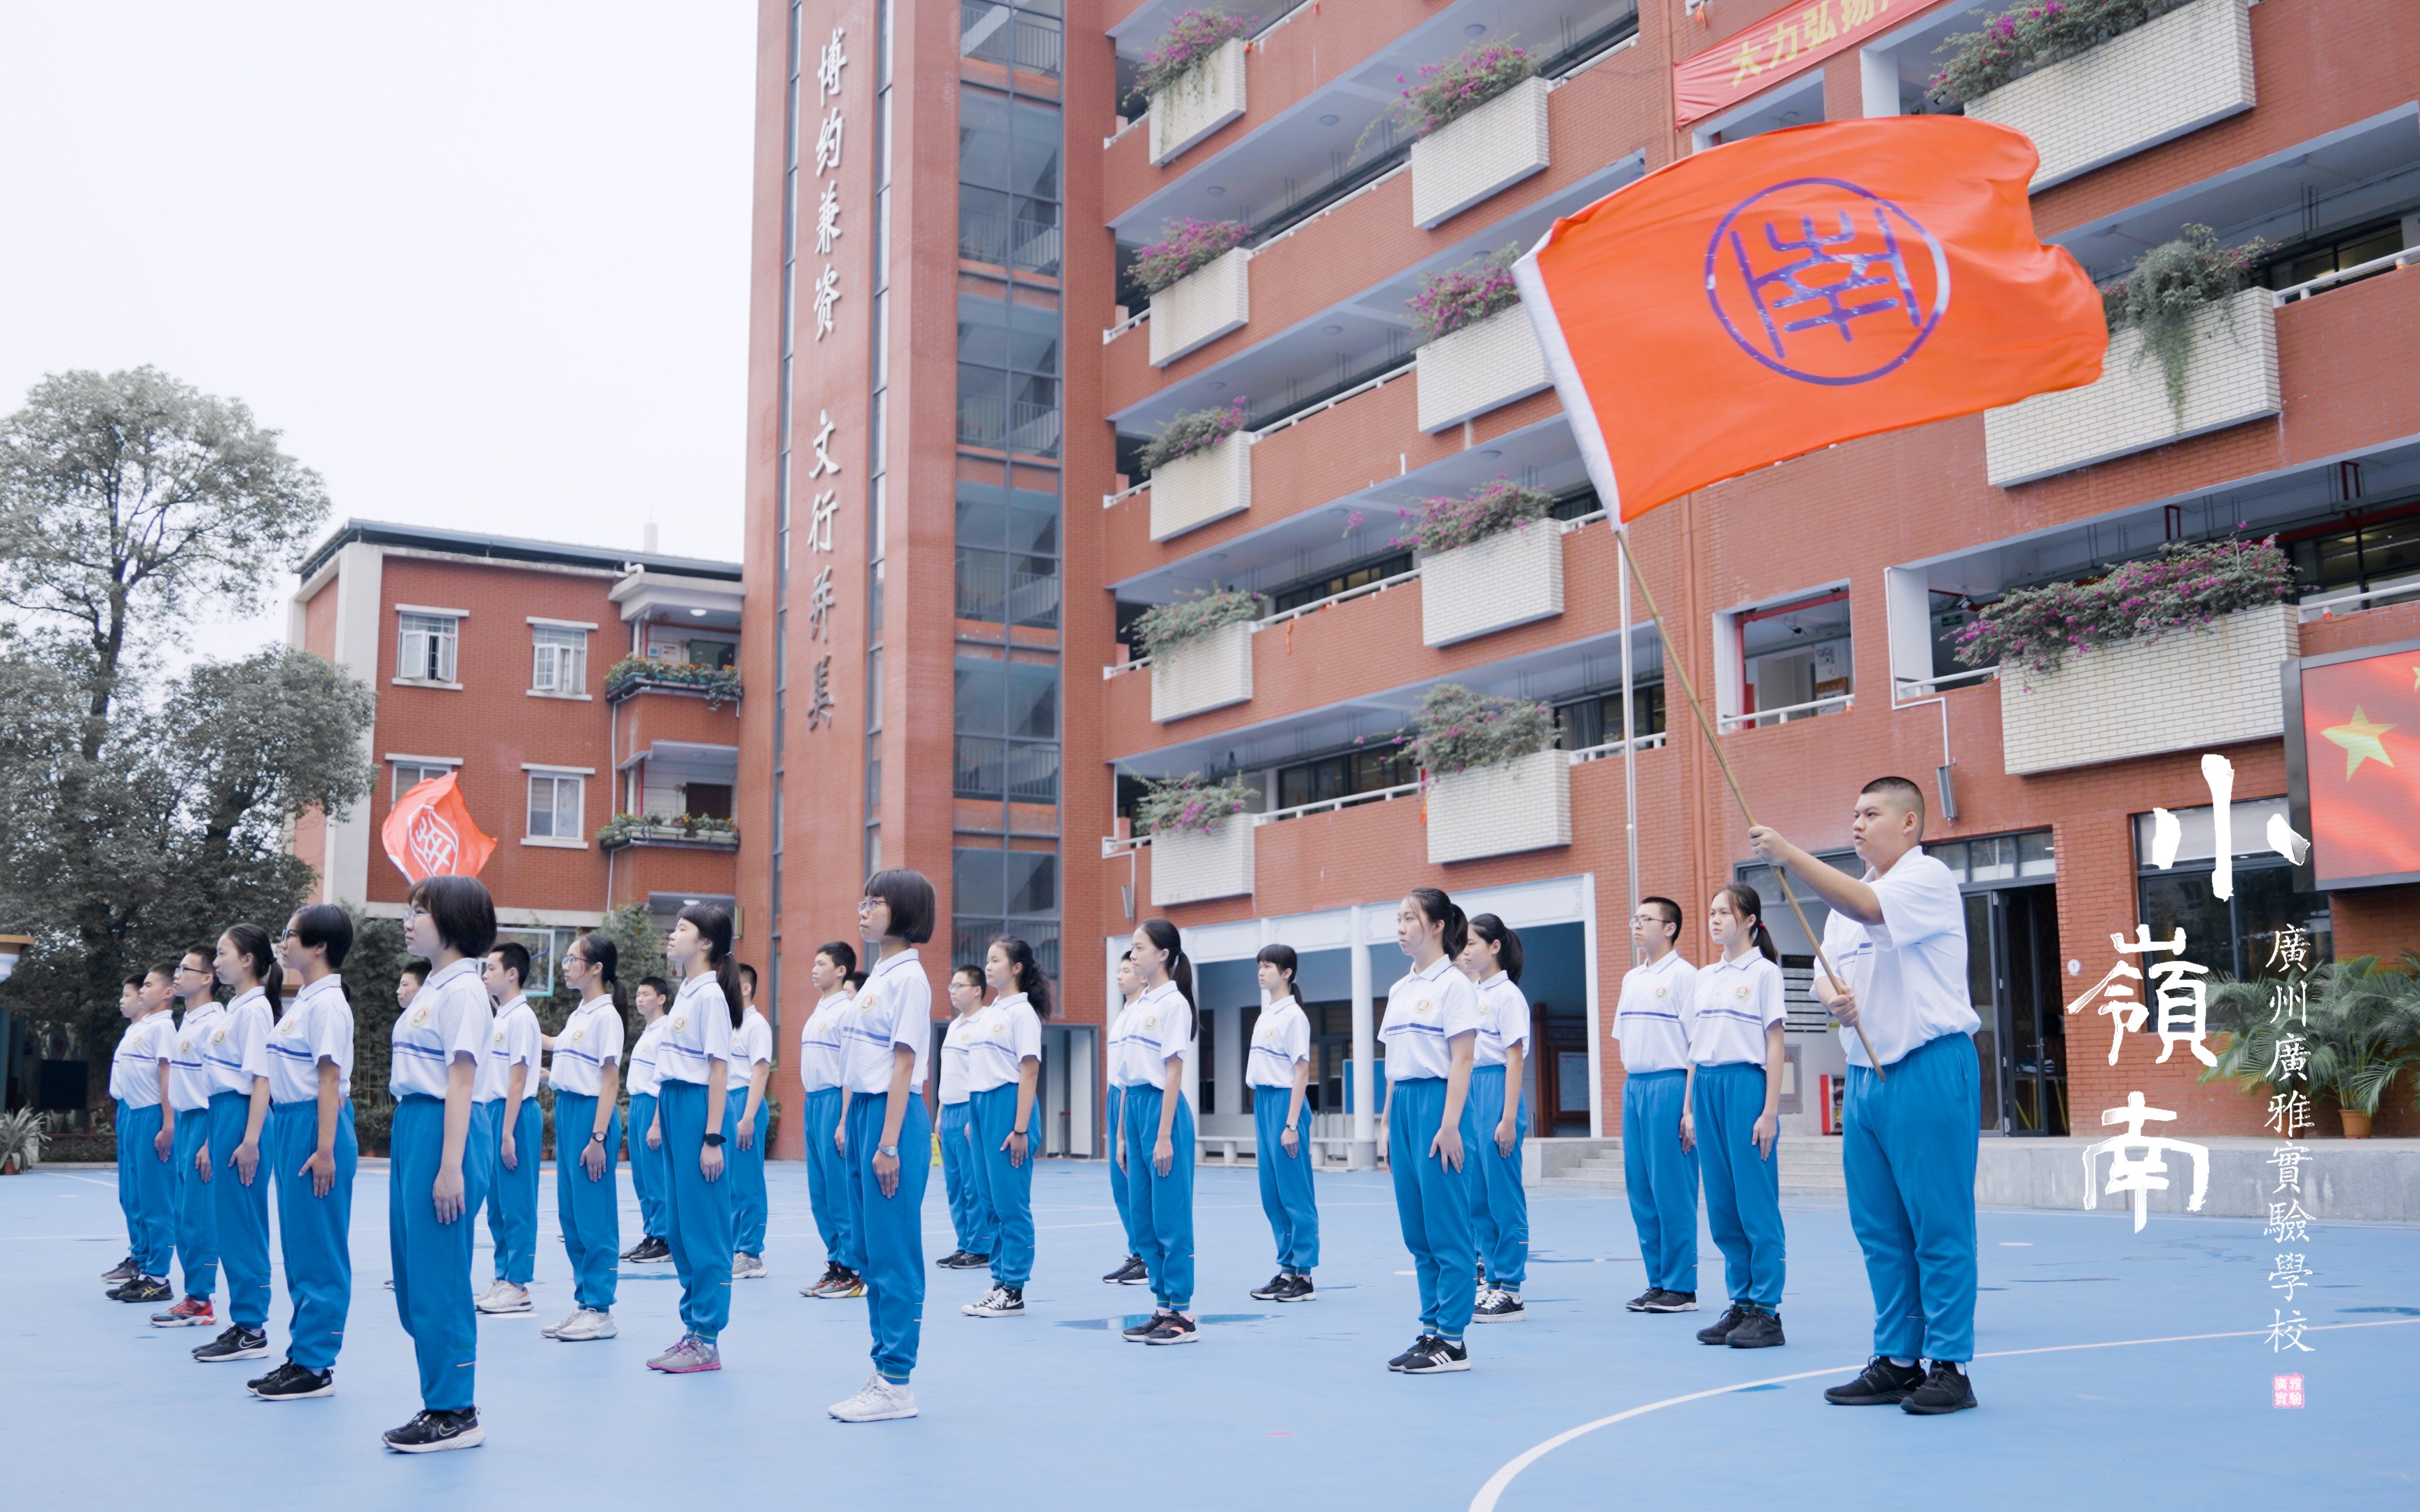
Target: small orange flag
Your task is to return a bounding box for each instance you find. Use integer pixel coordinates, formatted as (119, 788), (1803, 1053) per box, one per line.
(381, 770), (498, 884)
(1513, 116), (2105, 521)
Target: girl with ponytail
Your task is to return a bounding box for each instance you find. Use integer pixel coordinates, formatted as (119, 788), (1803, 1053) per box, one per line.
(797, 941), (863, 1299)
(1683, 883), (1790, 1352)
(1377, 888), (1484, 1374)
(539, 933), (627, 1343)
(190, 924), (281, 1366)
(1116, 918), (1199, 1345)
(1459, 914), (1533, 1324)
(1099, 951), (1150, 1287)
(646, 904), (740, 1375)
(959, 936), (1051, 1319)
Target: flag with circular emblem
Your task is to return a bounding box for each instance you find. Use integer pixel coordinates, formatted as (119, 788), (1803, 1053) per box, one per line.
(380, 769), (498, 884)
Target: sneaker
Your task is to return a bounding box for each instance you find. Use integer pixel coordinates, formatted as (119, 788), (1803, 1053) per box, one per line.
(554, 1308), (617, 1342)
(630, 1237), (672, 1264)
(962, 1286), (1025, 1318)
(1472, 1289), (1527, 1324)
(1121, 1308), (1170, 1343)
(151, 1296), (216, 1328)
(1696, 1303), (1751, 1345)
(111, 1275), (172, 1304)
(1142, 1311), (1199, 1345)
(1104, 1254), (1148, 1286)
(1725, 1307), (1786, 1349)
(800, 1261), (844, 1297)
(1902, 1360), (1979, 1415)
(1399, 1336), (1470, 1374)
(1824, 1355), (1927, 1407)
(1624, 1287), (1658, 1312)
(382, 1408), (484, 1453)
(249, 1361), (335, 1400)
(941, 1250), (990, 1270)
(934, 1250), (968, 1268)
(1387, 1333), (1441, 1371)
(646, 1334), (722, 1373)
(828, 1371), (918, 1422)
(475, 1282), (533, 1315)
(102, 1255), (139, 1284)
(193, 1325), (270, 1363)
(540, 1310), (581, 1339)
(1274, 1273), (1317, 1303)
(1643, 1289), (1700, 1313)
(1249, 1273), (1290, 1301)
(471, 1278), (508, 1308)
(732, 1252), (767, 1280)
(826, 1268), (865, 1299)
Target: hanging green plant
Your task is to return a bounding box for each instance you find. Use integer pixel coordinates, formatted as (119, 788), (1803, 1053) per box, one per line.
(1132, 587), (1259, 659)
(2101, 224), (2271, 426)
(1133, 771), (1254, 835)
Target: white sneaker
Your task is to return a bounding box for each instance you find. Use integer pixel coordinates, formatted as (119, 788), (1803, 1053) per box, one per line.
(476, 1282), (533, 1315)
(732, 1252), (767, 1280)
(961, 1286), (1025, 1318)
(472, 1279), (507, 1309)
(554, 1308), (617, 1341)
(828, 1371), (919, 1422)
(540, 1310), (581, 1338)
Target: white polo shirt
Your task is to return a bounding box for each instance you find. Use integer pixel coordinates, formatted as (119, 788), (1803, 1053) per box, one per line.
(1246, 996), (1310, 1088)
(938, 1013), (976, 1105)
(1612, 949), (1697, 1074)
(1687, 951), (1784, 1068)
(1473, 972), (1532, 1068)
(1104, 998), (1152, 1089)
(550, 996), (625, 1098)
(798, 992), (851, 1093)
(476, 994), (542, 1104)
(1381, 954), (1483, 1082)
(389, 958), (492, 1100)
(726, 1007), (772, 1099)
(1111, 981), (1192, 1090)
(109, 1010), (174, 1106)
(202, 988), (274, 1100)
(840, 948), (932, 1097)
(625, 1015), (671, 1098)
(168, 1000), (226, 1114)
(265, 974), (353, 1103)
(964, 992), (1042, 1094)
(1818, 850), (1979, 1070)
(655, 972), (737, 1087)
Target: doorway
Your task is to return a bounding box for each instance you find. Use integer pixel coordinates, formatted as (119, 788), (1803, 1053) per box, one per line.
(1965, 884), (2066, 1135)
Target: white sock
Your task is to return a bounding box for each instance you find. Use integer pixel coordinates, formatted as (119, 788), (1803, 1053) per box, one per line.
(1887, 1356), (1916, 1368)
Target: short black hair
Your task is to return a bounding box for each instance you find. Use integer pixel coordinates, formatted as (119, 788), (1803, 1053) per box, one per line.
(291, 903), (355, 969)
(408, 875), (497, 960)
(147, 962), (180, 986)
(400, 958), (433, 984)
(863, 869), (936, 945)
(124, 973), (150, 991)
(1861, 775), (1927, 836)
(816, 940), (858, 976)
(636, 975), (672, 1000)
(487, 941), (531, 988)
(843, 970), (868, 993)
(1639, 896), (1683, 942)
(737, 962), (758, 997)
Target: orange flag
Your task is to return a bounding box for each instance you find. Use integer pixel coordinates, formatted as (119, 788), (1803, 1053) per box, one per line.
(381, 769), (498, 884)
(1512, 116), (2105, 521)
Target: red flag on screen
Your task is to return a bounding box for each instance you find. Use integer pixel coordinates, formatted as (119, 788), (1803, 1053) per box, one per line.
(2300, 647), (2420, 889)
(381, 770), (497, 884)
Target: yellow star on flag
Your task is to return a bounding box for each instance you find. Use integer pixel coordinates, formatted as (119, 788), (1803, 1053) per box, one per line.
(2323, 705), (2396, 779)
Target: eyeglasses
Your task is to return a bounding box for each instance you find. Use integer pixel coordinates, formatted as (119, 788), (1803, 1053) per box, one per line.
(279, 929), (300, 941)
(857, 899), (879, 912)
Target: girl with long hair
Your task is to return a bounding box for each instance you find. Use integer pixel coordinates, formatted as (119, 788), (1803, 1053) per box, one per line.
(648, 903), (740, 1374)
(153, 946), (225, 1329)
(1377, 888), (1483, 1374)
(1118, 919), (1198, 1345)
(1461, 913), (1532, 1324)
(1245, 944), (1317, 1303)
(541, 932), (625, 1341)
(1686, 883), (1789, 1351)
(960, 936), (1050, 1319)
(188, 924), (280, 1364)
(1100, 950), (1149, 1286)
(933, 965), (994, 1272)
(798, 942), (863, 1299)
(728, 962), (774, 1281)
(620, 976), (674, 1265)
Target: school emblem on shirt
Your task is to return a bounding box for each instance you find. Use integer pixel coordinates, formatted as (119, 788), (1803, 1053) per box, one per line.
(1142, 1015), (1157, 1030)
(671, 1015), (687, 1032)
(1654, 986), (1669, 1000)
(492, 1030), (506, 1045)
(179, 1039), (192, 1055)
(856, 993), (877, 1014)
(569, 1028), (585, 1044)
(212, 1028), (229, 1044)
(1734, 984), (1752, 1001)
(281, 1017), (302, 1035)
(1416, 997), (1436, 1018)
(410, 1007), (429, 1028)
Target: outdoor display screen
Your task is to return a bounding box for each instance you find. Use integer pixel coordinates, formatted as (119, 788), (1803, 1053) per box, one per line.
(2291, 636), (2420, 890)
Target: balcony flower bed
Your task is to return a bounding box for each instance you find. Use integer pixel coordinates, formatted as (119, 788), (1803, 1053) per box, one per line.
(1138, 589), (1259, 722)
(1138, 771), (1256, 906)
(1146, 14), (1249, 166)
(1954, 536), (2293, 677)
(1407, 684), (1571, 863)
(604, 657), (743, 707)
(1407, 55), (1550, 228)
(1398, 481), (1565, 646)
(1143, 221), (1252, 368)
(1412, 256), (1548, 432)
(597, 812), (741, 849)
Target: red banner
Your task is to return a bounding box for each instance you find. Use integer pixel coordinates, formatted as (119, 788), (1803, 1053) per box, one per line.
(2300, 643), (2420, 888)
(380, 770), (498, 885)
(1676, 0), (1913, 127)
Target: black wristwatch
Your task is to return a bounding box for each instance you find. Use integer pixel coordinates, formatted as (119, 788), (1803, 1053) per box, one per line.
(588, 1131), (606, 1144)
(703, 1133), (726, 1148)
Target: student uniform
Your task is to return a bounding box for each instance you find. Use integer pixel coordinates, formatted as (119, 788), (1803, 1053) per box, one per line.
(167, 997), (227, 1303)
(1611, 950), (1701, 1297)
(1382, 955), (1484, 1342)
(550, 996), (624, 1312)
(1246, 994), (1318, 1276)
(936, 1012), (992, 1259)
(624, 1015), (673, 1247)
(1103, 997), (1151, 1261)
(841, 948), (936, 1382)
(798, 991), (855, 1272)
(1820, 852), (1982, 1365)
(387, 958), (494, 1413)
(1686, 952), (1787, 1312)
(656, 974), (739, 1343)
(725, 1005), (774, 1258)
(477, 993), (543, 1289)
(1467, 971), (1532, 1294)
(265, 974), (357, 1372)
(109, 1009), (179, 1282)
(964, 990), (1043, 1291)
(204, 986), (277, 1334)
(1118, 981), (1197, 1313)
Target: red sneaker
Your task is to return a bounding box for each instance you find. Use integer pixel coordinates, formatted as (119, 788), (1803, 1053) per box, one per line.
(151, 1296), (216, 1328)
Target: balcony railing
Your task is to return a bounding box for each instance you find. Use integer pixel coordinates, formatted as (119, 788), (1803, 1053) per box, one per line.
(955, 550), (1062, 628)
(959, 1), (1062, 77)
(954, 736), (1062, 804)
(2296, 575), (2420, 622)
(597, 813), (739, 850)
(959, 205), (1063, 275)
(1718, 692), (1856, 734)
(2272, 247), (2420, 307)
(604, 658), (742, 706)
(957, 397), (1063, 457)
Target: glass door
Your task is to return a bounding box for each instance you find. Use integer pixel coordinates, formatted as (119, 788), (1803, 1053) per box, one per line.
(1967, 885), (2067, 1135)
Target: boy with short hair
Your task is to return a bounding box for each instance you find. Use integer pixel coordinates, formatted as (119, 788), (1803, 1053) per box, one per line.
(107, 967), (181, 1303)
(475, 942), (543, 1315)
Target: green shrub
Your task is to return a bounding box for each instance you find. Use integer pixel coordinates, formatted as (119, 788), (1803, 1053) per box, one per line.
(1134, 772), (1254, 835)
(1953, 536), (2293, 676)
(1404, 683), (1557, 776)
(1132, 588), (1259, 659)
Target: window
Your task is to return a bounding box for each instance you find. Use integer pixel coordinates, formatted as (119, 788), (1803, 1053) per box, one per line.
(1274, 746), (1414, 811)
(527, 771), (585, 842)
(953, 655), (1060, 802)
(1723, 587), (1852, 729)
(1198, 1008), (1216, 1117)
(2134, 802), (2333, 978)
(390, 760), (456, 802)
(1268, 551), (1414, 615)
(531, 624), (589, 694)
(398, 612), (459, 682)
(495, 926), (576, 997)
(2264, 216), (2407, 293)
(1554, 683), (1667, 750)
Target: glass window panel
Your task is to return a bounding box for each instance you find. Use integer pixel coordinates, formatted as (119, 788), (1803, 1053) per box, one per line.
(1004, 662), (1057, 738)
(2137, 872), (2237, 979)
(957, 297), (1010, 365)
(957, 547), (1008, 622)
(1928, 841), (1968, 881)
(1004, 850), (1057, 915)
(953, 846), (1006, 916)
(1008, 99), (1062, 200)
(1008, 554), (1060, 628)
(958, 90), (1010, 183)
(1970, 835), (2015, 882)
(956, 481), (1009, 548)
(2017, 830), (2056, 876)
(954, 736), (1004, 798)
(1008, 488), (1059, 552)
(2232, 866), (2334, 979)
(954, 659), (1006, 734)
(957, 366), (1008, 449)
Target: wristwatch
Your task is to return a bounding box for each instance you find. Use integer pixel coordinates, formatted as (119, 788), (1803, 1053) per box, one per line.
(877, 1144), (899, 1158)
(703, 1132), (726, 1147)
(589, 1130), (607, 1144)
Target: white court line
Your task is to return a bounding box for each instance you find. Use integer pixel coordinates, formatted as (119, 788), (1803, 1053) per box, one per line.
(34, 1173), (119, 1190)
(1468, 1318), (2420, 1511)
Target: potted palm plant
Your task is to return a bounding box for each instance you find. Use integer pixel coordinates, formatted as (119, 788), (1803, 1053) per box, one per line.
(2205, 955), (2420, 1138)
(0, 1109), (46, 1174)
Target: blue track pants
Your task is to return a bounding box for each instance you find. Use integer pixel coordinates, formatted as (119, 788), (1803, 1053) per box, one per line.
(268, 1098), (355, 1370)
(209, 1092), (272, 1330)
(938, 1100), (992, 1254)
(1465, 1065), (1529, 1291)
(627, 1091), (667, 1241)
(171, 1110), (217, 1298)
(1845, 1030), (1980, 1363)
(390, 1093), (492, 1412)
(1388, 1076), (1480, 1340)
(1252, 1092), (1319, 1273)
(1120, 1085), (1195, 1309)
(1621, 1069), (1699, 1294)
(552, 1092), (620, 1310)
(658, 1079), (735, 1340)
(117, 1102), (177, 1278)
(802, 1086), (852, 1268)
(1108, 1088), (1143, 1256)
(845, 1091), (932, 1380)
(968, 1083), (1035, 1289)
(480, 1097), (541, 1284)
(1692, 1061), (1785, 1309)
(727, 1089), (771, 1256)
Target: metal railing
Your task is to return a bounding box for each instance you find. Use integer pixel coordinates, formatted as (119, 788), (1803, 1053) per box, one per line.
(1566, 732), (1669, 765)
(1893, 668), (1998, 697)
(959, 2), (1062, 77)
(958, 208), (1063, 275)
(1253, 780), (1422, 826)
(1718, 691), (1856, 734)
(2297, 576), (2420, 622)
(2271, 246), (2419, 307)
(1260, 566), (1419, 625)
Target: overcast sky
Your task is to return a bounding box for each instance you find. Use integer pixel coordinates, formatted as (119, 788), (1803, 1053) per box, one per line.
(0, 1), (757, 666)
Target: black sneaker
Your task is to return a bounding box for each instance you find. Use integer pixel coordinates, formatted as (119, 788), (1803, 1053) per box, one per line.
(1902, 1360), (1979, 1415)
(1643, 1289), (1700, 1313)
(111, 1275), (172, 1304)
(1726, 1307), (1785, 1349)
(1823, 1356), (1926, 1406)
(1249, 1273), (1290, 1301)
(1121, 1309), (1169, 1343)
(632, 1237), (672, 1264)
(947, 1251), (991, 1270)
(1387, 1333), (1441, 1371)
(934, 1250), (968, 1268)
(1400, 1336), (1470, 1374)
(194, 1325), (271, 1363)
(1142, 1311), (1199, 1345)
(249, 1361), (335, 1400)
(1696, 1303), (1751, 1345)
(1274, 1273), (1316, 1303)
(102, 1255), (139, 1284)
(1104, 1254), (1148, 1286)
(1472, 1289), (1527, 1324)
(619, 1238), (651, 1262)
(382, 1407), (485, 1452)
(1623, 1287), (1657, 1312)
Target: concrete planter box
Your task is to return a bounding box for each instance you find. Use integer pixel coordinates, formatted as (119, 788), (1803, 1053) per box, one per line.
(1149, 432), (1251, 541)
(1984, 288), (2277, 486)
(1998, 603), (2297, 775)
(1149, 37), (1247, 166)
(1415, 305), (1552, 433)
(1427, 749), (1571, 864)
(1967, 0), (2255, 191)
(1420, 524), (1564, 647)
(1149, 246), (1251, 368)
(1410, 76), (1551, 230)
(1150, 620), (1254, 722)
(1149, 821), (1256, 906)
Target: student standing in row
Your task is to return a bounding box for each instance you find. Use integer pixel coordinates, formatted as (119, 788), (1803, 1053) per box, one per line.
(1245, 944), (1317, 1304)
(100, 975), (148, 1290)
(961, 936), (1047, 1320)
(798, 944), (863, 1299)
(153, 947), (225, 1328)
(1100, 951), (1148, 1287)
(475, 944), (542, 1316)
(728, 962), (774, 1282)
(826, 869), (937, 1422)
(106, 967), (180, 1304)
(933, 966), (993, 1271)
(650, 904), (741, 1375)
(249, 904), (360, 1401)
(621, 975), (674, 1266)
(1118, 920), (1198, 1346)
(190, 926), (278, 1363)
(1612, 897), (1700, 1315)
(1378, 888), (1482, 1375)
(384, 876), (496, 1452)
(1463, 914), (1531, 1325)
(542, 932), (625, 1341)
(1685, 885), (1788, 1351)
